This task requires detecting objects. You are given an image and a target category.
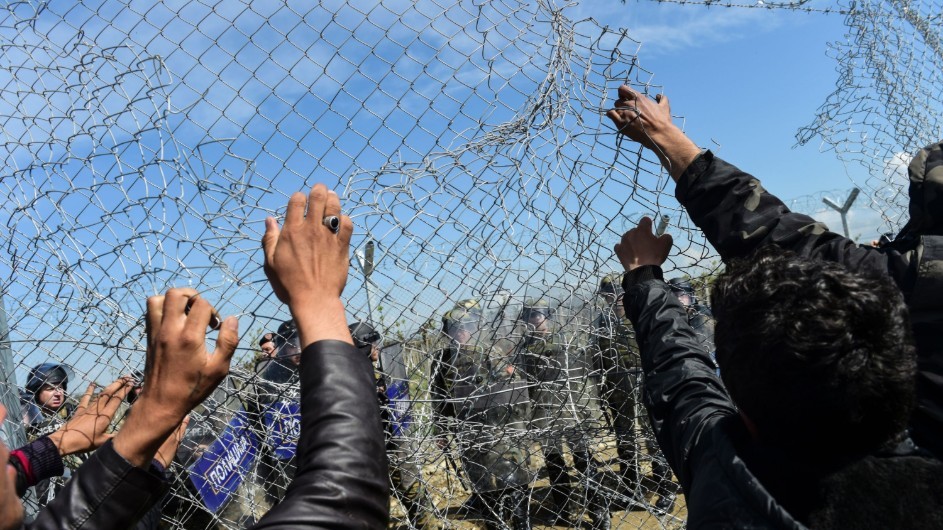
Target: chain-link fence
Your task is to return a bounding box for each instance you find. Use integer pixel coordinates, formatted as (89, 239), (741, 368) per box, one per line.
(0, 0), (932, 528)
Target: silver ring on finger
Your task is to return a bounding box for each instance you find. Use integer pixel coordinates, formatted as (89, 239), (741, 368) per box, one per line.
(322, 215), (340, 234)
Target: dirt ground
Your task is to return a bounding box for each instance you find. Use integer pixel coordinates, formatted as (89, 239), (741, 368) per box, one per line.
(390, 441), (686, 529)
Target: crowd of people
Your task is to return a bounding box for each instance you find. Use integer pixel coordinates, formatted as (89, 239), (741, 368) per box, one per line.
(2, 81), (942, 530)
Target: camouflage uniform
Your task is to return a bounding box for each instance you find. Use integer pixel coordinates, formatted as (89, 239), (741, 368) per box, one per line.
(515, 300), (609, 529)
(594, 278), (676, 511)
(430, 304), (531, 530)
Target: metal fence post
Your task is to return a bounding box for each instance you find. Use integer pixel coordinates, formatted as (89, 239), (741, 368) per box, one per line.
(0, 292), (26, 450)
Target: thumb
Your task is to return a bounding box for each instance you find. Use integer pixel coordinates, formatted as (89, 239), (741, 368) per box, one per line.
(211, 316), (240, 371)
(660, 232), (674, 250)
(657, 93), (670, 110)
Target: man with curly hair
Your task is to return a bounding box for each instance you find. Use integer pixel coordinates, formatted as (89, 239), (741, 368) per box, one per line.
(607, 84), (943, 461)
(613, 218), (943, 528)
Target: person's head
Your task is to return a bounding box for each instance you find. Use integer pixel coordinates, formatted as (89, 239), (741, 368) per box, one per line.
(599, 275), (627, 319)
(894, 140), (943, 243)
(259, 332), (276, 358)
(667, 278), (697, 308)
(349, 321), (382, 362)
(442, 303), (480, 345)
(26, 362), (73, 414)
(274, 320), (302, 366)
(598, 273), (623, 306)
(520, 299), (553, 335)
(711, 247), (915, 459)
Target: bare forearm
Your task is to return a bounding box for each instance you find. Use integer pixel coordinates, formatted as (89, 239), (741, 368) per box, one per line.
(649, 126), (701, 182)
(111, 404), (180, 468)
(290, 297), (353, 348)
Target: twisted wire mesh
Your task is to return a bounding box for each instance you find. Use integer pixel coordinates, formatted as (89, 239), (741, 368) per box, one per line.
(796, 0), (943, 234)
(0, 0), (921, 528)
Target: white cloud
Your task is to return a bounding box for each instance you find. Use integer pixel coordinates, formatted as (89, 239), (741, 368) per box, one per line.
(571, 3), (784, 57)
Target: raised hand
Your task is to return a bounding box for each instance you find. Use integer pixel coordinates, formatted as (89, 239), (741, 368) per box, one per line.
(262, 184), (354, 346)
(47, 379), (132, 456)
(606, 85), (701, 180)
(113, 289), (238, 467)
(615, 216), (674, 272)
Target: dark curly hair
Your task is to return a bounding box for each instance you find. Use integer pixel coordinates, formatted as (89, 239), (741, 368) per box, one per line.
(711, 247), (915, 459)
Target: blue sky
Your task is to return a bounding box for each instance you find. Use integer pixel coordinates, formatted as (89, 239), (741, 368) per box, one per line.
(578, 2), (861, 195)
(0, 0), (902, 391)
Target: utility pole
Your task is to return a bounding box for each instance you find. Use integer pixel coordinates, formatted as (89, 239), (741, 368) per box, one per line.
(822, 188), (861, 239)
(355, 240), (377, 324)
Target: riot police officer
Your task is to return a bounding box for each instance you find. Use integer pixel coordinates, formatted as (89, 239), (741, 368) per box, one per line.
(350, 321), (435, 528)
(667, 278), (716, 359)
(595, 275), (676, 514)
(430, 303), (531, 530)
(25, 362), (77, 439)
(23, 362), (80, 508)
(515, 299), (610, 529)
(253, 319), (303, 502)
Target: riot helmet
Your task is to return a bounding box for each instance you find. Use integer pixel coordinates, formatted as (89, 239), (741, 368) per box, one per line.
(442, 299), (481, 330)
(259, 331), (277, 358)
(26, 362), (73, 413)
(26, 362), (73, 396)
(598, 273), (624, 295)
(598, 273), (625, 303)
(520, 298), (553, 320)
(274, 319), (302, 361)
(349, 321), (381, 359)
(667, 278), (698, 307)
(442, 303), (480, 343)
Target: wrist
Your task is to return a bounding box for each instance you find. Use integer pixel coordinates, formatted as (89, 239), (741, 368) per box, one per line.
(113, 401), (183, 468)
(623, 264), (664, 289)
(646, 127), (699, 180)
(46, 430), (68, 456)
(290, 297), (353, 347)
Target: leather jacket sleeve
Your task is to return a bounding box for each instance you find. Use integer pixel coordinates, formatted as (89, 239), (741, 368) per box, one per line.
(24, 440), (168, 530)
(252, 340), (390, 529)
(675, 150), (917, 295)
(623, 266), (736, 492)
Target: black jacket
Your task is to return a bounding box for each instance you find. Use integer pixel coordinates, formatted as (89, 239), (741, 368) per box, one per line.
(20, 440), (168, 529)
(675, 150), (943, 458)
(250, 339), (389, 529)
(623, 267), (943, 529)
(14, 339), (388, 529)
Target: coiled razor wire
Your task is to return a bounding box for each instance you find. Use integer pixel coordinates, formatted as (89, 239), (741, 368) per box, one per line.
(0, 0), (926, 528)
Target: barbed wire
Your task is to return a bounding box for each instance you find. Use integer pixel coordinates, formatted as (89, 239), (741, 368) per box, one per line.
(0, 0), (926, 528)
